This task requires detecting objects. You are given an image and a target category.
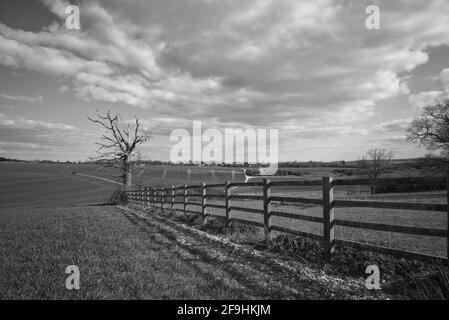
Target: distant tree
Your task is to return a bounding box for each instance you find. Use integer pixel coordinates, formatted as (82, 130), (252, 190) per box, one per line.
(358, 148), (394, 194)
(407, 99), (449, 168)
(88, 110), (151, 188)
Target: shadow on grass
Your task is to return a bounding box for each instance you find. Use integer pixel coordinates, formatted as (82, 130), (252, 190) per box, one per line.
(120, 209), (289, 299)
(121, 206), (397, 299)
(129, 204), (449, 300)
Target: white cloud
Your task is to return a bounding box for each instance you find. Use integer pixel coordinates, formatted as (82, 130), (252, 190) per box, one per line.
(0, 113), (75, 131)
(0, 0), (448, 160)
(1, 93), (43, 103)
(0, 32), (113, 76)
(408, 91), (444, 108)
(372, 118), (413, 133)
(0, 113), (89, 159)
(440, 68), (449, 91)
(408, 66), (449, 108)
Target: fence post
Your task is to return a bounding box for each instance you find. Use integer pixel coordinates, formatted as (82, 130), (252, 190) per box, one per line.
(322, 176), (335, 261)
(149, 187), (153, 206)
(201, 182), (207, 223)
(162, 188), (165, 209)
(447, 171), (449, 265)
(225, 181), (230, 227)
(171, 186), (175, 210)
(263, 178), (272, 240)
(153, 187), (156, 204)
(183, 184), (188, 214)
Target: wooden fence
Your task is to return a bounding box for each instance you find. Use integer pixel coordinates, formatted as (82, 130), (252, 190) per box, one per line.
(125, 176), (449, 264)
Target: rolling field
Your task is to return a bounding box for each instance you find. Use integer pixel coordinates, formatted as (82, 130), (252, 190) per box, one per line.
(0, 163), (119, 207)
(1, 162), (446, 259)
(0, 161), (447, 300)
(130, 165), (246, 186)
(0, 162), (246, 207)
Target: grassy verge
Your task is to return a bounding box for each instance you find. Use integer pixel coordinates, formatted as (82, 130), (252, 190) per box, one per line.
(0, 206), (260, 299)
(154, 206), (449, 300)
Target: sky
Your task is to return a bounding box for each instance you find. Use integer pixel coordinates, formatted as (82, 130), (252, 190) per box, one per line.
(0, 0), (449, 162)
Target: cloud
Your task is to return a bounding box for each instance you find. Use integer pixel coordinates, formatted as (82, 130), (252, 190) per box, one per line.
(0, 31), (114, 76)
(408, 91), (444, 108)
(0, 113), (80, 150)
(440, 68), (449, 91)
(408, 67), (449, 108)
(0, 112), (75, 131)
(1, 93), (43, 103)
(0, 0), (448, 159)
(372, 118), (413, 133)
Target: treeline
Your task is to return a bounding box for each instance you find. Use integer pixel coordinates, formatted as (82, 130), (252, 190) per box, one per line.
(278, 160), (351, 168)
(0, 157), (25, 162)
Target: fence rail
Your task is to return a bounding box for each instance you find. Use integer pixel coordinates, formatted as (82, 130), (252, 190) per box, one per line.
(125, 175), (449, 264)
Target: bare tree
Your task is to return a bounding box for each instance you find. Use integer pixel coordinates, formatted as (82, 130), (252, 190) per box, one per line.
(88, 110), (151, 188)
(358, 148), (394, 194)
(407, 99), (449, 162)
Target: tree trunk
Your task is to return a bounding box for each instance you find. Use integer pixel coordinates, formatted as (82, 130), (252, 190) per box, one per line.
(122, 158), (131, 189)
(125, 167), (132, 188)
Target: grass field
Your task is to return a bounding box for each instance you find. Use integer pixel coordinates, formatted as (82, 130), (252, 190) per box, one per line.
(0, 205), (383, 299)
(1, 162), (446, 259)
(0, 162), (248, 206)
(0, 163), (118, 207)
(0, 161), (447, 299)
(0, 205), (242, 299)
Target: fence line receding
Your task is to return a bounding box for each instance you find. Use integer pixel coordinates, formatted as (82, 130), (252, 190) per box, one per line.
(125, 175), (449, 264)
